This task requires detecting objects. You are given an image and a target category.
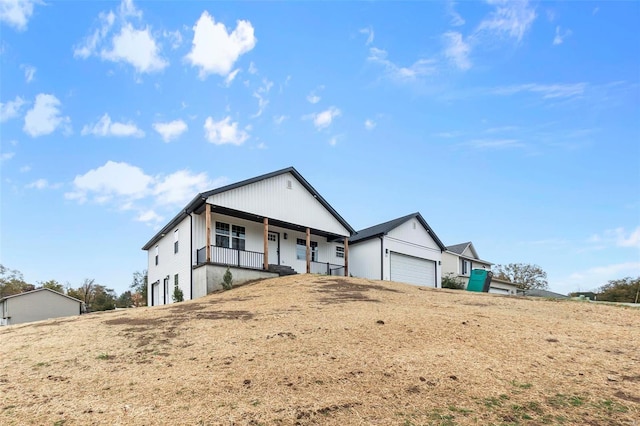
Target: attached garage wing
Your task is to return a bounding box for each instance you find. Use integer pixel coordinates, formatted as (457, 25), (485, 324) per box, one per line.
(390, 252), (436, 287)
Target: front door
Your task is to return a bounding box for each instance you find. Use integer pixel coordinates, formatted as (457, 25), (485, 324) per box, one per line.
(267, 231), (280, 265)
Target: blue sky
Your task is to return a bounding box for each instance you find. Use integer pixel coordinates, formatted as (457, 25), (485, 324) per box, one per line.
(1, 0), (638, 296)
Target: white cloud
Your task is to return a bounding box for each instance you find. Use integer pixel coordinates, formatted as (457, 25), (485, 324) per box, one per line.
(101, 23), (168, 73)
(224, 68), (241, 86)
(359, 26), (374, 45)
(273, 115), (288, 125)
(153, 119), (187, 142)
(153, 170), (224, 206)
(443, 31), (471, 70)
(562, 262), (640, 292)
(23, 94), (71, 137)
(465, 138), (525, 149)
(364, 119), (376, 130)
(74, 0), (167, 74)
(328, 136), (338, 146)
(490, 83), (587, 99)
(368, 47), (437, 82)
(0, 96), (26, 122)
(477, 0), (537, 42)
(163, 29), (183, 49)
(305, 107), (341, 130)
(21, 64), (36, 83)
(0, 0), (39, 31)
(185, 11), (256, 79)
(136, 209), (163, 223)
(553, 26), (572, 45)
(447, 1), (465, 26)
(590, 227), (640, 249)
(19, 165), (31, 172)
(248, 61), (258, 74)
(251, 78), (273, 118)
(204, 116), (249, 145)
(26, 178), (60, 190)
(65, 160), (153, 203)
(306, 85), (324, 104)
(66, 160), (228, 225)
(81, 113), (145, 138)
(0, 152), (15, 162)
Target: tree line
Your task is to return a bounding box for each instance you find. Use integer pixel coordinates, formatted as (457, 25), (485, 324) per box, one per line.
(0, 264), (148, 312)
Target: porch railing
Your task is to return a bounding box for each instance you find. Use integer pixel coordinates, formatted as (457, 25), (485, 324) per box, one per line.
(310, 261), (344, 276)
(196, 246), (264, 270)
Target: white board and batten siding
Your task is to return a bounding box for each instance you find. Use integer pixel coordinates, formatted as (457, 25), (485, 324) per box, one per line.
(350, 218), (442, 287)
(147, 215), (192, 306)
(207, 172), (350, 237)
(385, 219), (441, 287)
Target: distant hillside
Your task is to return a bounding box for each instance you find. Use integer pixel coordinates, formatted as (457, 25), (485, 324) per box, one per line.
(1, 275), (638, 425)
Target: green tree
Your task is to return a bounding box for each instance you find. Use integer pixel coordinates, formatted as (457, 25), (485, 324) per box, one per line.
(38, 279), (64, 293)
(130, 270), (148, 306)
(597, 277), (640, 303)
(67, 279), (116, 312)
(172, 286), (184, 302)
(222, 267), (233, 290)
(0, 265), (34, 298)
(494, 263), (548, 290)
(116, 291), (134, 308)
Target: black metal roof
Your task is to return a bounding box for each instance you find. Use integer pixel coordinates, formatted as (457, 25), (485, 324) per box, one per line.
(142, 167), (355, 250)
(349, 212), (447, 251)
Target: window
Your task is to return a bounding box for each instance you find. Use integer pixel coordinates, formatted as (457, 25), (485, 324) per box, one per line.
(174, 274), (179, 288)
(297, 238), (318, 261)
(163, 277), (169, 304)
(155, 246), (159, 265)
(461, 259), (470, 276)
(268, 233), (277, 242)
(174, 229), (179, 254)
(215, 222), (245, 250)
(336, 246), (345, 258)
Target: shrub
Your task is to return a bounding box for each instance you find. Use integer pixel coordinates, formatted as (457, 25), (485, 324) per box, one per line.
(222, 267), (233, 291)
(441, 274), (465, 290)
(172, 286), (184, 302)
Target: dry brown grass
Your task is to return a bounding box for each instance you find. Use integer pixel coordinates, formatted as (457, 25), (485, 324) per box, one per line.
(1, 275), (639, 426)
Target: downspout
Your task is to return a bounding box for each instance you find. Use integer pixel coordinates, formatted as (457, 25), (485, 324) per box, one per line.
(187, 209), (193, 301)
(379, 236), (384, 281)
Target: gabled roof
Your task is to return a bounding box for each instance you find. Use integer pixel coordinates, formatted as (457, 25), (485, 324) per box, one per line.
(0, 288), (83, 304)
(350, 212), (447, 251)
(445, 241), (493, 265)
(446, 242), (472, 255)
(142, 167), (355, 250)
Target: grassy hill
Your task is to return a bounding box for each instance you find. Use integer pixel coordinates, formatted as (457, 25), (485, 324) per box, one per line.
(1, 275), (638, 425)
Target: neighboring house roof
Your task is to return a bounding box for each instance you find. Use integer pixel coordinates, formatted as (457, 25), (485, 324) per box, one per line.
(142, 167), (355, 250)
(445, 241), (493, 266)
(0, 288), (84, 304)
(350, 212), (447, 251)
(519, 289), (569, 299)
(446, 242), (472, 255)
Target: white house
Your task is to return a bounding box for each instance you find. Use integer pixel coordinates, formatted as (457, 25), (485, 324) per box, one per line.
(142, 167), (355, 306)
(442, 241), (518, 295)
(0, 288), (84, 326)
(348, 213), (446, 288)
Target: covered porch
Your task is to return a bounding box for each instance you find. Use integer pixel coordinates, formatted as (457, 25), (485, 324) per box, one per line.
(193, 204), (350, 276)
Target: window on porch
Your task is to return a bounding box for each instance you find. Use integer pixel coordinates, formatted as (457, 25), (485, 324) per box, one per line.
(296, 238), (317, 261)
(216, 222), (246, 251)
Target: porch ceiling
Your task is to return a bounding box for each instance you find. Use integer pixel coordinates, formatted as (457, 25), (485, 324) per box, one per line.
(196, 204), (347, 241)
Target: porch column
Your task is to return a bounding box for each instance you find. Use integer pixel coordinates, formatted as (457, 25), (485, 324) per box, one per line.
(344, 237), (349, 277)
(205, 203), (211, 262)
(263, 218), (269, 271)
(306, 227), (311, 274)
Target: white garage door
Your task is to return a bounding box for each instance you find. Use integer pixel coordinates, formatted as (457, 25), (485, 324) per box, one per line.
(152, 282), (160, 306)
(390, 252), (436, 287)
(489, 287), (510, 295)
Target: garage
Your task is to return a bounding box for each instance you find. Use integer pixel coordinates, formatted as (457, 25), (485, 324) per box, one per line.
(390, 252), (436, 287)
(489, 287), (510, 295)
